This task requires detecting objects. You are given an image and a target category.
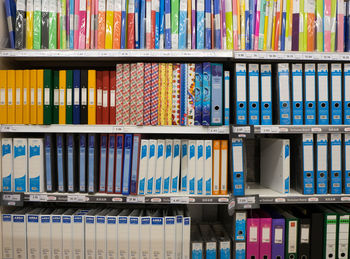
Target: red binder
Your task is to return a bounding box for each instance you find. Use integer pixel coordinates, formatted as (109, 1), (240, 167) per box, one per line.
(102, 71), (110, 124)
(96, 71), (103, 124)
(127, 6), (135, 49)
(109, 70), (116, 124)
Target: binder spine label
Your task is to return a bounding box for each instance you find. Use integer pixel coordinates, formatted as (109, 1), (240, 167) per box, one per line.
(261, 65), (272, 125)
(330, 134), (342, 194)
(345, 134), (350, 194)
(292, 65), (303, 125)
(302, 135), (315, 194)
(331, 65), (342, 125)
(232, 139), (244, 196)
(248, 64), (260, 125)
(305, 67), (317, 125)
(278, 66), (291, 125)
(236, 64), (247, 125)
(317, 65), (330, 125)
(316, 134), (328, 194)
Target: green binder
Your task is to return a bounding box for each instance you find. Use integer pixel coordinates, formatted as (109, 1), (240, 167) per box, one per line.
(322, 206), (338, 259)
(66, 70), (73, 124)
(332, 205), (350, 259)
(43, 69), (53, 125)
(53, 70), (59, 124)
(278, 209), (299, 259)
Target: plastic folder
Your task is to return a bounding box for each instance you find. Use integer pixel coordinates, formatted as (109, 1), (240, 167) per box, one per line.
(97, 0), (106, 49)
(292, 0), (300, 51)
(316, 0), (324, 51)
(26, 0), (34, 49)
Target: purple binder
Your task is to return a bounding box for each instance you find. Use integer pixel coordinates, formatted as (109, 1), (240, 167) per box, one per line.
(271, 217), (285, 259)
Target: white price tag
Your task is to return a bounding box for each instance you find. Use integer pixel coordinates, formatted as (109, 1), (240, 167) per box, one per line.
(29, 194), (48, 201)
(208, 127), (219, 133)
(170, 196), (189, 204)
(67, 195), (86, 202)
(126, 196), (145, 203)
(114, 127), (124, 132)
(3, 194), (21, 201)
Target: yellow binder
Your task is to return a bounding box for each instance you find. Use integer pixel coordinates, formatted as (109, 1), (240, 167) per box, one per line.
(15, 70), (23, 124)
(37, 69), (44, 124)
(7, 70), (15, 124)
(23, 70), (30, 124)
(30, 70), (37, 124)
(105, 0), (113, 49)
(0, 70), (7, 124)
(88, 70), (96, 125)
(59, 70), (66, 124)
(26, 0), (34, 49)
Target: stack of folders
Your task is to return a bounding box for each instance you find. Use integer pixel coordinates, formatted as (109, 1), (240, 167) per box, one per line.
(0, 63), (230, 126)
(234, 63), (350, 126)
(2, 207), (191, 259)
(138, 139), (228, 195)
(234, 205), (350, 259)
(191, 224), (231, 259)
(2, 134), (228, 195)
(6, 0), (350, 52)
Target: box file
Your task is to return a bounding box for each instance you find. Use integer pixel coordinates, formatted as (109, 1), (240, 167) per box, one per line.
(155, 139), (165, 194)
(295, 210), (311, 259)
(13, 138), (27, 192)
(85, 210), (97, 259)
(175, 212), (183, 258)
(292, 64), (303, 125)
(202, 62), (211, 125)
(66, 134), (77, 192)
(7, 70), (15, 124)
(147, 139), (157, 194)
(106, 134), (116, 193)
(59, 70), (67, 124)
(330, 133), (342, 194)
(88, 70), (96, 125)
(224, 71), (230, 125)
(171, 139), (181, 193)
(333, 206), (350, 259)
(96, 71), (103, 124)
(26, 209), (41, 259)
(96, 210), (108, 259)
(129, 210), (141, 258)
(316, 134), (328, 194)
(181, 140), (189, 192)
(275, 63), (291, 125)
(106, 210), (120, 259)
(40, 210), (52, 259)
(248, 64), (260, 125)
(345, 134), (350, 194)
(99, 134), (108, 192)
(118, 209), (130, 258)
(268, 209), (285, 259)
(258, 211), (272, 259)
(260, 64), (272, 125)
(53, 71), (60, 124)
(331, 64), (342, 124)
(194, 63), (203, 125)
(220, 140), (228, 195)
(163, 139), (173, 194)
(23, 70), (30, 124)
(232, 138), (245, 196)
(183, 213), (191, 259)
(13, 209), (27, 259)
(211, 63), (223, 125)
(235, 63), (247, 124)
(51, 210), (63, 259)
(43, 69), (53, 125)
(196, 140), (204, 195)
(115, 134), (124, 194)
(344, 64), (350, 124)
(28, 138), (44, 193)
(213, 140), (221, 195)
(2, 138), (13, 192)
(261, 138), (290, 194)
(62, 210), (74, 259)
(30, 69), (37, 124)
(317, 64), (330, 125)
(2, 213), (13, 259)
(66, 70), (73, 124)
(138, 139), (149, 195)
(0, 70), (7, 124)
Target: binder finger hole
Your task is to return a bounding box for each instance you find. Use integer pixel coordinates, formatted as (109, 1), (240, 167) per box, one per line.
(282, 103), (288, 108)
(301, 256), (307, 259)
(276, 257), (281, 259)
(289, 255), (295, 259)
(321, 103), (326, 108)
(307, 173), (312, 177)
(295, 103), (300, 108)
(264, 103), (269, 109)
(215, 105), (219, 111)
(341, 253), (346, 258)
(320, 173), (325, 178)
(335, 173), (339, 177)
(328, 253), (334, 258)
(252, 103), (257, 108)
(348, 103), (350, 108)
(348, 172), (350, 177)
(308, 103), (313, 108)
(335, 103), (340, 108)
(239, 103), (244, 108)
(238, 230), (243, 235)
(236, 173), (241, 178)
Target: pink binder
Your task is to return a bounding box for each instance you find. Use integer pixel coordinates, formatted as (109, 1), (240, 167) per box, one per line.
(74, 0), (80, 49)
(247, 215), (260, 259)
(78, 0), (87, 49)
(337, 1), (345, 52)
(259, 210), (272, 259)
(324, 0), (331, 52)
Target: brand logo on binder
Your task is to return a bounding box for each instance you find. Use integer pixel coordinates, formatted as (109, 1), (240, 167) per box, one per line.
(2, 144), (11, 156)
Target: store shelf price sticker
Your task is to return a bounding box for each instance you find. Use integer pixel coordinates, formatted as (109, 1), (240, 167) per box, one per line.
(67, 195), (87, 202)
(29, 194), (48, 202)
(126, 196), (145, 203)
(170, 196), (189, 204)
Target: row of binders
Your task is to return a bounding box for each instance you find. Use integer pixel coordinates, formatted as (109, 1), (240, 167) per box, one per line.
(2, 207), (191, 259)
(233, 205), (350, 259)
(6, 0), (350, 52)
(0, 62), (230, 126)
(235, 63), (350, 125)
(1, 135), (229, 195)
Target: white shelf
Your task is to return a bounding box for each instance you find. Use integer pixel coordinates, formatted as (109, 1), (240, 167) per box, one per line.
(1, 49), (350, 61)
(0, 49), (233, 59)
(0, 124), (229, 134)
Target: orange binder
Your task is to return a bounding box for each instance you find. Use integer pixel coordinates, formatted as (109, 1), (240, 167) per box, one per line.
(23, 70), (30, 124)
(30, 70), (37, 124)
(15, 70), (23, 124)
(7, 70), (15, 124)
(59, 70), (66, 124)
(37, 69), (44, 124)
(307, 8), (316, 51)
(88, 70), (96, 124)
(220, 140), (228, 195)
(0, 70), (7, 124)
(112, 3), (122, 48)
(212, 140), (221, 195)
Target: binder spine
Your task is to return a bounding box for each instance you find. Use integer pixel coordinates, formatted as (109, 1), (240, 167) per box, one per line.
(232, 138), (245, 196)
(235, 63), (247, 125)
(302, 134), (314, 194)
(330, 134), (342, 194)
(345, 64), (350, 124)
(316, 134), (328, 194)
(248, 64), (260, 125)
(317, 64), (330, 125)
(277, 63), (291, 125)
(331, 64), (342, 125)
(344, 134), (350, 194)
(292, 64), (303, 125)
(260, 64), (272, 125)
